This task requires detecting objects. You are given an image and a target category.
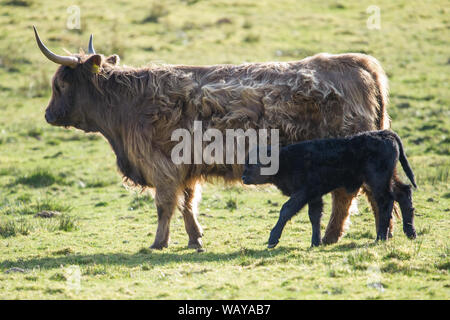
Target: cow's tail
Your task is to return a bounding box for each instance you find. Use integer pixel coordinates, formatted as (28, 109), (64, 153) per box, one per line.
(357, 55), (390, 130)
(391, 132), (417, 189)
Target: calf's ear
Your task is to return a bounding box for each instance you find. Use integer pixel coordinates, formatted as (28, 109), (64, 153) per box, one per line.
(83, 54), (102, 74)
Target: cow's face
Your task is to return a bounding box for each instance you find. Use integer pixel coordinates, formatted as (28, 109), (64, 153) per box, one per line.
(34, 27), (119, 132)
(45, 54), (119, 132)
(45, 64), (86, 129)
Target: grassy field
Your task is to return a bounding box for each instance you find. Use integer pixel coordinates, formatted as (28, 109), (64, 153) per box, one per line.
(0, 0), (448, 299)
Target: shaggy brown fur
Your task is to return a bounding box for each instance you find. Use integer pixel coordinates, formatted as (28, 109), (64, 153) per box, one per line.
(43, 51), (390, 249)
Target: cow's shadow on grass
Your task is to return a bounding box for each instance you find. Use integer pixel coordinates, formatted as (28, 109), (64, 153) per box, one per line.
(0, 246), (302, 271)
(0, 240), (380, 271)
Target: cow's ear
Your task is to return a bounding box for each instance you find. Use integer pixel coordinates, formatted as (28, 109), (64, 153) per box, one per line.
(84, 54), (102, 74)
(105, 54), (120, 66)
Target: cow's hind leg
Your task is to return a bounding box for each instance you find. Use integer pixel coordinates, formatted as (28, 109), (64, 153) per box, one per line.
(268, 190), (308, 248)
(150, 188), (178, 249)
(322, 188), (358, 245)
(308, 197), (323, 247)
(179, 184), (204, 249)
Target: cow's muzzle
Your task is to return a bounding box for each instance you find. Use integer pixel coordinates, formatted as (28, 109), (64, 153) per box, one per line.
(45, 110), (57, 124)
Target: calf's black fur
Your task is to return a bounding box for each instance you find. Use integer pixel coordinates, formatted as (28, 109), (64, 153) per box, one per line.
(242, 130), (417, 248)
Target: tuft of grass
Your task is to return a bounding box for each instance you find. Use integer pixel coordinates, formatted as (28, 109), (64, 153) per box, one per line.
(84, 178), (116, 188)
(138, 247), (152, 255)
(0, 197), (71, 216)
(83, 264), (107, 276)
(346, 249), (378, 270)
(242, 20), (252, 29)
(329, 2), (346, 9)
(129, 194), (154, 211)
(141, 3), (169, 23)
(49, 272), (67, 281)
(383, 250), (412, 261)
(13, 168), (65, 188)
(24, 126), (44, 140)
(52, 247), (74, 256)
(225, 197), (237, 211)
(57, 214), (78, 232)
(5, 0), (33, 7)
(243, 33), (260, 43)
(0, 218), (32, 238)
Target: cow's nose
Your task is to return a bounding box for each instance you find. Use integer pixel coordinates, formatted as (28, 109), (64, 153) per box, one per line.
(45, 110), (56, 124)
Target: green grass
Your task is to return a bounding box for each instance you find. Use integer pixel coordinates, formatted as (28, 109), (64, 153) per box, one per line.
(0, 0), (448, 299)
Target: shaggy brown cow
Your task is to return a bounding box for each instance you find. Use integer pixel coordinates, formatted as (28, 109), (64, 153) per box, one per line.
(34, 27), (391, 249)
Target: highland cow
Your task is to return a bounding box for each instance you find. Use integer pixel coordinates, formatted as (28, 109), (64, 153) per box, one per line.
(34, 27), (392, 249)
(242, 130), (417, 248)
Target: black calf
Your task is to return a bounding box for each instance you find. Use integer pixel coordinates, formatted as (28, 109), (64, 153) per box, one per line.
(242, 130), (417, 248)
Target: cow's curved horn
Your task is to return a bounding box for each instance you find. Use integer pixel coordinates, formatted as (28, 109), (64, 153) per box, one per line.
(88, 34), (96, 54)
(33, 26), (78, 68)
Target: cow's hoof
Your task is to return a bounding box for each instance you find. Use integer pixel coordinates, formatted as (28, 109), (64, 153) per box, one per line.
(188, 238), (203, 249)
(321, 234), (339, 245)
(149, 242), (168, 250)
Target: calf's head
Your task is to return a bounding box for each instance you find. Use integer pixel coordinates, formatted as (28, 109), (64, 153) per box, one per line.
(34, 27), (119, 132)
(242, 146), (276, 185)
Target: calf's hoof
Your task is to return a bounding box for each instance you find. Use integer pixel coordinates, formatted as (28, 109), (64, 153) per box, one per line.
(310, 240), (322, 248)
(188, 238), (203, 249)
(267, 241), (278, 249)
(404, 227), (417, 239)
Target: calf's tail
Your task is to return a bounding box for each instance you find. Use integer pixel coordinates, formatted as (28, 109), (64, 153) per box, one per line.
(391, 132), (417, 188)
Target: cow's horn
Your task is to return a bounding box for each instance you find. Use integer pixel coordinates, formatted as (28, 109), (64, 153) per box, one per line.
(33, 26), (78, 68)
(88, 34), (96, 54)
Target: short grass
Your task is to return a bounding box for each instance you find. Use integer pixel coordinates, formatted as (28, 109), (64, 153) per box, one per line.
(0, 0), (448, 299)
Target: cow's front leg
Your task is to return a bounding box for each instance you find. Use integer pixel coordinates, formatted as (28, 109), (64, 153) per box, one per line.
(179, 185), (204, 249)
(150, 188), (177, 250)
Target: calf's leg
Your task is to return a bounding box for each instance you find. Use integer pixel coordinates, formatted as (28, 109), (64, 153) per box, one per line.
(322, 188), (358, 244)
(368, 173), (395, 241)
(308, 197), (323, 247)
(374, 192), (394, 241)
(268, 190), (308, 248)
(393, 179), (417, 239)
(364, 185), (396, 239)
(179, 184), (204, 248)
